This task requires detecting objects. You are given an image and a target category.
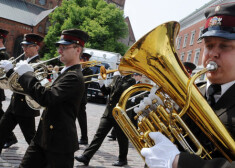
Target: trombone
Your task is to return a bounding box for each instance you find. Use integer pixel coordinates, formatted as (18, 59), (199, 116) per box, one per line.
(84, 66), (118, 83)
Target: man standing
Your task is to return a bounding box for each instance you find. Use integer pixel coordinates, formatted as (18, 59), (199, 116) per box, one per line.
(16, 29), (88, 168)
(141, 2), (235, 168)
(75, 73), (136, 166)
(0, 28), (18, 149)
(0, 33), (43, 154)
(78, 52), (93, 145)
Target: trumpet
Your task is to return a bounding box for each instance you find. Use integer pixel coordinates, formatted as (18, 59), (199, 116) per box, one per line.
(84, 66), (118, 83)
(0, 52), (25, 89)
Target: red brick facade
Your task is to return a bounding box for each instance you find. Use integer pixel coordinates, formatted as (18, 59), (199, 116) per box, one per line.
(0, 17), (49, 57)
(176, 19), (206, 66)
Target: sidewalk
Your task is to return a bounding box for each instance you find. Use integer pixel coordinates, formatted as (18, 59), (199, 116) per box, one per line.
(0, 90), (145, 168)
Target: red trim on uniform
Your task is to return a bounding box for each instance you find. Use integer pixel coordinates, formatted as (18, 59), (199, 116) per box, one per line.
(26, 37), (41, 45)
(0, 33), (7, 38)
(205, 15), (235, 29)
(61, 35), (85, 47)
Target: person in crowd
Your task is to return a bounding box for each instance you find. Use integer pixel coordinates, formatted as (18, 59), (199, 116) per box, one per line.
(75, 71), (136, 166)
(0, 33), (43, 154)
(133, 73), (142, 84)
(183, 62), (196, 76)
(77, 52), (93, 145)
(52, 65), (60, 82)
(0, 28), (18, 149)
(12, 29), (89, 168)
(141, 2), (235, 168)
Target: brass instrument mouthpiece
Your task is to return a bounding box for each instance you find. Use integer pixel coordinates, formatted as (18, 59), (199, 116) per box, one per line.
(206, 61), (218, 71)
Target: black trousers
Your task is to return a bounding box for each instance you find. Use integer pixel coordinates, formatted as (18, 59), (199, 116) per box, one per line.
(77, 103), (88, 140)
(0, 102), (17, 144)
(0, 112), (36, 153)
(19, 141), (74, 168)
(83, 116), (129, 161)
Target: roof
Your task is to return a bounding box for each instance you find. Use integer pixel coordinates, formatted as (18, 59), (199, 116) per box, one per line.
(0, 0), (56, 26)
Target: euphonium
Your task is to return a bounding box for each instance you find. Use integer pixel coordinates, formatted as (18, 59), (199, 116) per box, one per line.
(112, 21), (235, 163)
(8, 56), (60, 110)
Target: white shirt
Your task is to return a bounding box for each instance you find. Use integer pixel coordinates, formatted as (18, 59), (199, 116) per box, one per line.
(60, 66), (71, 74)
(26, 54), (38, 63)
(206, 80), (235, 103)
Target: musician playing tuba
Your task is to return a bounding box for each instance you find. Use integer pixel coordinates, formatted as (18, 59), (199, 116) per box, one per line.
(0, 33), (43, 155)
(141, 2), (235, 168)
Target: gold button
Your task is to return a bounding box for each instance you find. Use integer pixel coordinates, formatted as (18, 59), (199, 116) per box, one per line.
(109, 104), (112, 106)
(50, 125), (53, 129)
(40, 117), (43, 121)
(21, 99), (24, 101)
(12, 96), (14, 99)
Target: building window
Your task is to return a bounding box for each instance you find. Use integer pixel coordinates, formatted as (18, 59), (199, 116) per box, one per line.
(45, 20), (50, 33)
(31, 0), (36, 3)
(177, 37), (182, 49)
(198, 27), (204, 43)
(49, 2), (53, 8)
(194, 48), (201, 65)
(38, 25), (43, 33)
(190, 30), (196, 45)
(187, 50), (192, 62)
(180, 52), (185, 62)
(39, 0), (46, 5)
(183, 34), (188, 48)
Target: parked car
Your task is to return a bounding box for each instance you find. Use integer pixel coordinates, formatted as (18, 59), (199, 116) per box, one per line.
(87, 81), (108, 104)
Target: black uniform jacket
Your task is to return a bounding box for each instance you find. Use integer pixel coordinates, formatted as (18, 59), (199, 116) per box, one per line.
(6, 56), (40, 117)
(178, 83), (235, 168)
(18, 64), (85, 153)
(0, 48), (9, 101)
(81, 67), (93, 105)
(100, 75), (136, 118)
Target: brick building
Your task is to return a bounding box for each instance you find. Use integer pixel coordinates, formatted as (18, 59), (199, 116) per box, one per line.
(0, 0), (57, 57)
(0, 0), (135, 58)
(177, 0), (233, 82)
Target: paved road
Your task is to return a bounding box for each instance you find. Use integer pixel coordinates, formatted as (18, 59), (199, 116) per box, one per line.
(0, 90), (145, 168)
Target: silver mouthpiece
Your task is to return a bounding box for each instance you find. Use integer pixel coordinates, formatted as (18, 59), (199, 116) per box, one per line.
(206, 61), (218, 71)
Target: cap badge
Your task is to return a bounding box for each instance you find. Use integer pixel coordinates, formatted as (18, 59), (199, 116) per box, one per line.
(209, 16), (222, 27)
(215, 5), (220, 12)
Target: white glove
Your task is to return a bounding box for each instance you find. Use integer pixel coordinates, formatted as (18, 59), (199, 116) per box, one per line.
(0, 60), (13, 72)
(131, 97), (136, 103)
(141, 132), (180, 168)
(98, 74), (104, 87)
(14, 60), (33, 76)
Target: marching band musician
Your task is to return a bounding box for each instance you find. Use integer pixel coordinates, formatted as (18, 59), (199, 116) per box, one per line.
(0, 33), (43, 154)
(75, 70), (136, 166)
(77, 52), (93, 145)
(15, 29), (88, 168)
(141, 2), (235, 168)
(0, 28), (18, 149)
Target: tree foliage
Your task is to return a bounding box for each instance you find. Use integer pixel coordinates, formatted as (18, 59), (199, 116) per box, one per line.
(43, 0), (129, 59)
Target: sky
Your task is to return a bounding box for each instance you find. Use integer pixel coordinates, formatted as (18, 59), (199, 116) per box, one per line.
(124, 0), (212, 40)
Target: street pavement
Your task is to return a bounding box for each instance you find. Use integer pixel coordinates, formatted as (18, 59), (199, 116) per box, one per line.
(0, 90), (145, 168)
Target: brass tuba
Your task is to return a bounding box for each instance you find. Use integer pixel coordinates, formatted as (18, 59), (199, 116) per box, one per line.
(112, 21), (235, 163)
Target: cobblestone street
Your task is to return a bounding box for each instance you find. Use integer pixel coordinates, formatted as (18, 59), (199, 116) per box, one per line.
(0, 90), (145, 168)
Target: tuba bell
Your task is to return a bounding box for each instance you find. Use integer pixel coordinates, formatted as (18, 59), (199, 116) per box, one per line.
(112, 21), (235, 163)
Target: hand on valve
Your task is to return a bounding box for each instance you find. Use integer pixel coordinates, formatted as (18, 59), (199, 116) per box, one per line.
(141, 132), (180, 168)
(0, 60), (13, 72)
(14, 60), (33, 76)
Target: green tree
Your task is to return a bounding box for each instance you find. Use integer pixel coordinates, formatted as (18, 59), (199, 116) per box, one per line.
(43, 0), (129, 59)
